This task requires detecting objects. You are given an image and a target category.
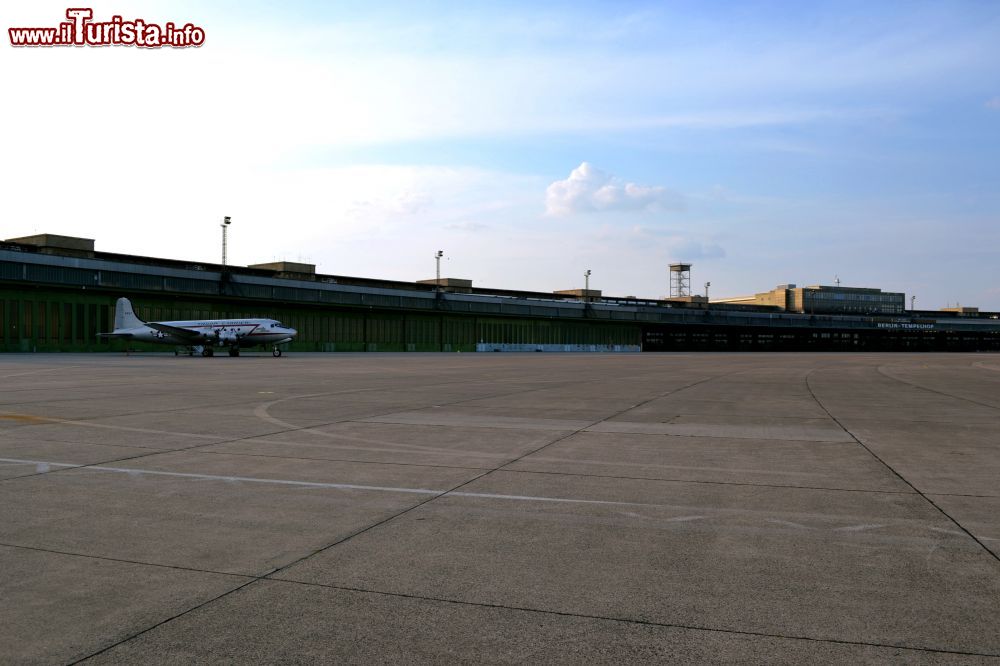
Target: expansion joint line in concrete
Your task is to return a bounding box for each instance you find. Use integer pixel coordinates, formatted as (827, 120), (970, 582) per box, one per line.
(63, 374), (691, 663)
(52, 554), (1000, 662)
(876, 364), (1000, 412)
(193, 448), (491, 472)
(0, 393), (289, 477)
(258, 371), (735, 582)
(0, 387), (258, 412)
(0, 422), (303, 486)
(0, 375), (587, 486)
(10, 538), (994, 663)
(804, 369), (1000, 565)
(66, 578), (262, 666)
(504, 467), (927, 495)
(66, 371), (744, 665)
(0, 541), (252, 581)
(270, 578), (1000, 660)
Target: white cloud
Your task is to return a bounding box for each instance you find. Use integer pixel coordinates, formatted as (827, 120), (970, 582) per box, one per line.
(444, 221), (490, 232)
(608, 225), (726, 261)
(387, 192), (433, 215)
(664, 238), (726, 261)
(986, 97), (1000, 110)
(545, 163), (682, 216)
(350, 185), (434, 216)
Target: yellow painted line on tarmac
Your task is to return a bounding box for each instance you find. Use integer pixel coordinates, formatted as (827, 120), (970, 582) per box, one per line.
(0, 413), (55, 425)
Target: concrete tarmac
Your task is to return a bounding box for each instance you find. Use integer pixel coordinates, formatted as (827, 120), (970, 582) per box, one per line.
(0, 352), (998, 664)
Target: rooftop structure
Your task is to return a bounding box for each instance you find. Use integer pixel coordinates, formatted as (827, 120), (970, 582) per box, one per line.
(663, 295), (709, 308)
(553, 288), (602, 301)
(669, 263), (692, 298)
(7, 233), (95, 258)
(248, 261), (316, 275)
(940, 306), (979, 316)
(416, 278), (474, 293)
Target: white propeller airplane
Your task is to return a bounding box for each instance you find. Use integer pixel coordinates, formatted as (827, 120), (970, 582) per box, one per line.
(99, 297), (297, 357)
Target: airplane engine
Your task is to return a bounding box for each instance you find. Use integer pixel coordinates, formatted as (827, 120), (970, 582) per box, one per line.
(214, 329), (241, 345)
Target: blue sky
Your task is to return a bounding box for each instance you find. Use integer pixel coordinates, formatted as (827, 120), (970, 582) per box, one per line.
(3, 1), (999, 307)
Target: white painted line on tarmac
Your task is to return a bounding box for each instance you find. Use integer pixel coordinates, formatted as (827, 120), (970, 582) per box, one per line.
(0, 457), (650, 508)
(519, 456), (833, 477)
(2, 457), (991, 546)
(834, 524), (886, 532)
(766, 518), (812, 529)
(446, 491), (649, 506)
(0, 458), (83, 470)
(0, 365), (82, 379)
(0, 457), (441, 495)
(664, 515), (706, 522)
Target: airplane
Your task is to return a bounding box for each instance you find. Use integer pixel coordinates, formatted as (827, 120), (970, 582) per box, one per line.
(99, 297), (297, 357)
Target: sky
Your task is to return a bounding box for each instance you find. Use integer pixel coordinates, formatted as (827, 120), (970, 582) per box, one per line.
(2, 1), (999, 308)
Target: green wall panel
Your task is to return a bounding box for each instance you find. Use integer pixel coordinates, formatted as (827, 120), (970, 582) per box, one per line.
(0, 285), (639, 353)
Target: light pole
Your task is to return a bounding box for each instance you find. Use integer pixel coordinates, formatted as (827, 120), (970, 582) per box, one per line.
(911, 295), (916, 311)
(221, 216), (232, 267)
(584, 269), (591, 301)
(435, 250), (443, 291)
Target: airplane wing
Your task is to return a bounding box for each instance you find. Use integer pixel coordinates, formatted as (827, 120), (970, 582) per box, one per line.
(147, 322), (205, 340)
(97, 332), (134, 338)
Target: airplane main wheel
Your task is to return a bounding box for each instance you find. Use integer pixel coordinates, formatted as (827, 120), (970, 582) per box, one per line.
(229, 347), (240, 357)
(202, 348), (214, 357)
(272, 348), (282, 358)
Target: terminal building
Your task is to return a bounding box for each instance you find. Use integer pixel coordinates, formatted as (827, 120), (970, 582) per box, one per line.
(713, 283), (905, 315)
(1, 233), (999, 353)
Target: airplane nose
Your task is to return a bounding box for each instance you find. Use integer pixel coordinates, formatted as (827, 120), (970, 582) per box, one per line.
(288, 328), (298, 336)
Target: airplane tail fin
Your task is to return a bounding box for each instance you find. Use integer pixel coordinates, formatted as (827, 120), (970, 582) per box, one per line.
(114, 297), (144, 330)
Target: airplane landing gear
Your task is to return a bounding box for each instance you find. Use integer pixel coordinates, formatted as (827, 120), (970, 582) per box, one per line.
(202, 348), (214, 357)
(228, 347), (240, 357)
(272, 347), (282, 357)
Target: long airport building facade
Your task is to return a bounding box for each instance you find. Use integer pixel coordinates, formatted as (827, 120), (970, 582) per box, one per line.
(2, 235), (999, 353)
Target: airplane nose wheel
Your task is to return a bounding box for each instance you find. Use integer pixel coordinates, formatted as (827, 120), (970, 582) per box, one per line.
(229, 347), (240, 357)
(272, 347), (282, 357)
(201, 348), (214, 357)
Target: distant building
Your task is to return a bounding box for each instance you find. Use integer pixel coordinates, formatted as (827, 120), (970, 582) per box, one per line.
(714, 284), (905, 315)
(940, 306), (979, 316)
(2, 233), (997, 353)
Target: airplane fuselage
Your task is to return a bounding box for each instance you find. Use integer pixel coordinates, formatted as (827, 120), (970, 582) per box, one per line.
(119, 319), (295, 347)
(101, 298), (297, 356)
